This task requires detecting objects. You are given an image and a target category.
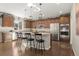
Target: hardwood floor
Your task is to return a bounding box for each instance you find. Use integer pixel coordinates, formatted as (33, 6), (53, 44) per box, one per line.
(0, 40), (74, 56)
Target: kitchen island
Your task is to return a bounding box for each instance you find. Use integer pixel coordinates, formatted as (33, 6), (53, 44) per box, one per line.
(22, 32), (51, 50)
(13, 28), (51, 50)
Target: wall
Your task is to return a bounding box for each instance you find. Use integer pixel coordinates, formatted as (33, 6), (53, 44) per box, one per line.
(0, 16), (2, 42)
(0, 33), (2, 42)
(0, 16), (2, 26)
(70, 4), (79, 56)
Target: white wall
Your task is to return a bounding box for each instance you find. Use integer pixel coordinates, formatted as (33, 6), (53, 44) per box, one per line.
(70, 4), (79, 56)
(0, 16), (2, 42)
(0, 16), (2, 27)
(0, 33), (2, 42)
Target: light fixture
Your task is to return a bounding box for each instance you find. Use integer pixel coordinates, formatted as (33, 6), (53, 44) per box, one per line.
(33, 7), (40, 12)
(24, 8), (30, 19)
(27, 3), (41, 13)
(29, 6), (33, 20)
(24, 8), (27, 18)
(36, 7), (41, 11)
(26, 3), (43, 20)
(38, 3), (43, 19)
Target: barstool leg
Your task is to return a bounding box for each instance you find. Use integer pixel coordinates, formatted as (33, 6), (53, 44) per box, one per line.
(33, 41), (35, 48)
(36, 42), (38, 55)
(43, 42), (45, 55)
(36, 42), (38, 51)
(30, 41), (32, 49)
(39, 43), (40, 55)
(43, 43), (45, 51)
(41, 43), (43, 55)
(33, 41), (35, 54)
(27, 41), (28, 48)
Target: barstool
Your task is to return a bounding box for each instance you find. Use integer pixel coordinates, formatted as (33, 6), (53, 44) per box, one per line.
(25, 33), (35, 49)
(16, 32), (23, 48)
(16, 32), (22, 40)
(22, 33), (27, 41)
(35, 33), (45, 51)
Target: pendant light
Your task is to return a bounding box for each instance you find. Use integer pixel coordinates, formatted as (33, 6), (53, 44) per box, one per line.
(39, 3), (42, 20)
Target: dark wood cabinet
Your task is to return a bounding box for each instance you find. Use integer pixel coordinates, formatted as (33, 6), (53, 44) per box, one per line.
(24, 20), (31, 28)
(2, 14), (14, 27)
(60, 16), (70, 24)
(2, 33), (12, 43)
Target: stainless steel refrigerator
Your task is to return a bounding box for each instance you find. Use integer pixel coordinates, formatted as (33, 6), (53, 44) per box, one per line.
(50, 23), (59, 41)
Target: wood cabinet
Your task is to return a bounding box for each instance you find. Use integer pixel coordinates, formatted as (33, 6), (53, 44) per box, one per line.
(2, 14), (14, 27)
(29, 19), (59, 28)
(2, 33), (12, 43)
(60, 16), (70, 24)
(24, 20), (31, 28)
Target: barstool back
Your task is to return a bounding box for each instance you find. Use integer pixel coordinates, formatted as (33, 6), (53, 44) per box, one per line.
(25, 33), (31, 39)
(35, 33), (42, 41)
(16, 32), (22, 38)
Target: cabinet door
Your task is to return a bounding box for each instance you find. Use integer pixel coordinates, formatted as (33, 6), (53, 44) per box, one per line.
(60, 16), (70, 24)
(2, 33), (12, 42)
(2, 14), (14, 27)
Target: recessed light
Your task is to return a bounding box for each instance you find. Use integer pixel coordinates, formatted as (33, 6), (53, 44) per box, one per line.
(59, 11), (62, 14)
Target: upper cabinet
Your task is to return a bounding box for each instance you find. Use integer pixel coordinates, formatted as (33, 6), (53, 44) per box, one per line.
(60, 16), (70, 24)
(24, 20), (31, 28)
(2, 14), (14, 27)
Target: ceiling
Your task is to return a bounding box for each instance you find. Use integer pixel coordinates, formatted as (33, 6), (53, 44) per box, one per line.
(0, 3), (73, 20)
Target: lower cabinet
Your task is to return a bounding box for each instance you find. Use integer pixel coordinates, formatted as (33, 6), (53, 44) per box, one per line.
(2, 32), (12, 42)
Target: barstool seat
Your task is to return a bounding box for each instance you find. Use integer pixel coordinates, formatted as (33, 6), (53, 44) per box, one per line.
(22, 37), (27, 39)
(28, 38), (34, 41)
(36, 39), (44, 43)
(35, 33), (45, 51)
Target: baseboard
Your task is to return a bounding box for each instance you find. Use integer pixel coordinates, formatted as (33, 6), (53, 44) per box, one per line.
(72, 45), (77, 56)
